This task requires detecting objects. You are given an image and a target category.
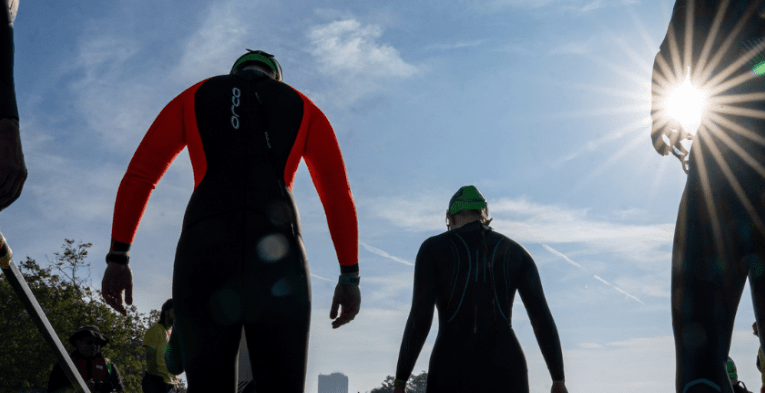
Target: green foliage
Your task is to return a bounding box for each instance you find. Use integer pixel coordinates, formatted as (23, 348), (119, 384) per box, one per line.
(0, 239), (159, 392)
(368, 371), (427, 393)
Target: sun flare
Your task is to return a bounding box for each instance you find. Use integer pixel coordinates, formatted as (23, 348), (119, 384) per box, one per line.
(665, 73), (707, 136)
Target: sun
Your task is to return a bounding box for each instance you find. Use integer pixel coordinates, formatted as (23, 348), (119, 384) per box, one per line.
(665, 72), (707, 136)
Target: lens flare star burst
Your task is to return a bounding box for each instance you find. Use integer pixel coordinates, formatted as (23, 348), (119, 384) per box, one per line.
(665, 72), (707, 136)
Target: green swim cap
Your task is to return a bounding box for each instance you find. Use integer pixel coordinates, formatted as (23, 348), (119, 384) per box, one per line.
(230, 49), (283, 81)
(448, 185), (487, 216)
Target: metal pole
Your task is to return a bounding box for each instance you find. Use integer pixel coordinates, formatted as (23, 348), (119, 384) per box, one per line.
(0, 231), (91, 393)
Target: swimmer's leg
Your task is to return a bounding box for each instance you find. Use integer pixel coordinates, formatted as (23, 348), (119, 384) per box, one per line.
(174, 297), (243, 393)
(672, 188), (748, 393)
(243, 230), (311, 393)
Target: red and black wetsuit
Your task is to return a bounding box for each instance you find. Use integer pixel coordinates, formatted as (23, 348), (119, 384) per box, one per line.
(110, 69), (358, 393)
(1, 0), (18, 123)
(395, 222), (564, 393)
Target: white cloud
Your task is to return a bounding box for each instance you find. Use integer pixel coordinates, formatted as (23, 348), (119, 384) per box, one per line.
(172, 2), (248, 82)
(69, 35), (163, 150)
(524, 335), (676, 392)
(307, 19), (419, 105)
(461, 0), (639, 13)
(367, 194), (675, 263)
(426, 40), (486, 51)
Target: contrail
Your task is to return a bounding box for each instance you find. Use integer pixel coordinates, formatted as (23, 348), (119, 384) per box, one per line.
(310, 273), (334, 282)
(545, 244), (644, 305)
(542, 244), (585, 270)
(360, 242), (414, 266)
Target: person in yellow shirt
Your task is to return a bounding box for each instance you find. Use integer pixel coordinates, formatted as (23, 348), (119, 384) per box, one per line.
(143, 299), (179, 393)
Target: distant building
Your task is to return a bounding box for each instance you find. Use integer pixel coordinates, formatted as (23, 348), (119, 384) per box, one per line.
(318, 372), (349, 393)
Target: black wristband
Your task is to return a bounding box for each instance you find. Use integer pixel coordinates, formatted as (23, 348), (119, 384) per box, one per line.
(338, 275), (360, 285)
(106, 251), (129, 265)
(106, 239), (131, 265)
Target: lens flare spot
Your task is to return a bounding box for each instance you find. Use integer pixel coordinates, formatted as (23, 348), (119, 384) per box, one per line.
(271, 278), (293, 297)
(257, 233), (289, 262)
(666, 73), (707, 136)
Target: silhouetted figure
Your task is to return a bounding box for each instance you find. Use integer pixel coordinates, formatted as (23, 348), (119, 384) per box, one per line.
(0, 0), (27, 211)
(101, 50), (360, 393)
(393, 186), (567, 393)
(651, 2), (765, 392)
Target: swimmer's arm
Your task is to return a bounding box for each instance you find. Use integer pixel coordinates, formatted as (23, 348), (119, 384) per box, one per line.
(395, 241), (437, 382)
(518, 252), (565, 382)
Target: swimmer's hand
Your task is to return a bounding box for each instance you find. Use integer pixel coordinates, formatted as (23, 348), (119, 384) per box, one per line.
(330, 281), (360, 329)
(552, 379), (568, 393)
(102, 262), (133, 315)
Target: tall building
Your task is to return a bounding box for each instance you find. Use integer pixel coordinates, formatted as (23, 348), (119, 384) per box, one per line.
(318, 372), (349, 393)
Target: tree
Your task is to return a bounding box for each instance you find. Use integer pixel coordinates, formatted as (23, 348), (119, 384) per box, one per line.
(368, 371), (427, 393)
(0, 239), (163, 392)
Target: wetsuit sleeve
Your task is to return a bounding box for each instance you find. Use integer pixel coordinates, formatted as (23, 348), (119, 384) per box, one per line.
(110, 92), (189, 244)
(395, 239), (437, 381)
(300, 99), (358, 272)
(0, 2), (18, 122)
(517, 250), (565, 382)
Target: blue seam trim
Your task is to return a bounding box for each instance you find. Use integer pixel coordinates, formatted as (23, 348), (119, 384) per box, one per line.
(490, 239), (508, 321)
(448, 234), (471, 323)
(682, 379), (721, 393)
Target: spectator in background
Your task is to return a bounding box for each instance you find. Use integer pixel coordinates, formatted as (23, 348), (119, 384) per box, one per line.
(48, 325), (125, 393)
(143, 299), (179, 393)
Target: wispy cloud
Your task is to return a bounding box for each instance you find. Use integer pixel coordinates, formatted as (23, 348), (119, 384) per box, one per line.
(360, 242), (414, 266)
(545, 244), (644, 304)
(172, 2), (248, 82)
(425, 40), (486, 51)
(461, 0), (639, 13)
(367, 194), (675, 263)
(311, 273), (334, 282)
(307, 19), (419, 105)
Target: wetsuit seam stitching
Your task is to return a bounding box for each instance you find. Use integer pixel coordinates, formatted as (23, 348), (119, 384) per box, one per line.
(449, 233), (471, 324)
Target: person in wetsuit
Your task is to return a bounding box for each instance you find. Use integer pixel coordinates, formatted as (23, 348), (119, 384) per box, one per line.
(0, 0), (26, 211)
(101, 50), (361, 393)
(650, 2), (765, 392)
(393, 186), (567, 393)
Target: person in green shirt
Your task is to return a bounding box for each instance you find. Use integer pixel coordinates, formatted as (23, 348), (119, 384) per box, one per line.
(143, 299), (179, 393)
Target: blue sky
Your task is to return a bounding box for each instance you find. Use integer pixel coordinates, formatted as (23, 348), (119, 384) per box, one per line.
(4, 0), (763, 392)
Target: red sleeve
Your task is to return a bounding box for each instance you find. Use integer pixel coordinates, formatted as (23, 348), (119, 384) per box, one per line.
(285, 90), (358, 268)
(111, 82), (205, 244)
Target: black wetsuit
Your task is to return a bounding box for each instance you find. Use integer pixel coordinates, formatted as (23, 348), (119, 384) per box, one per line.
(652, 1), (765, 392)
(395, 222), (564, 393)
(1, 0), (18, 122)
